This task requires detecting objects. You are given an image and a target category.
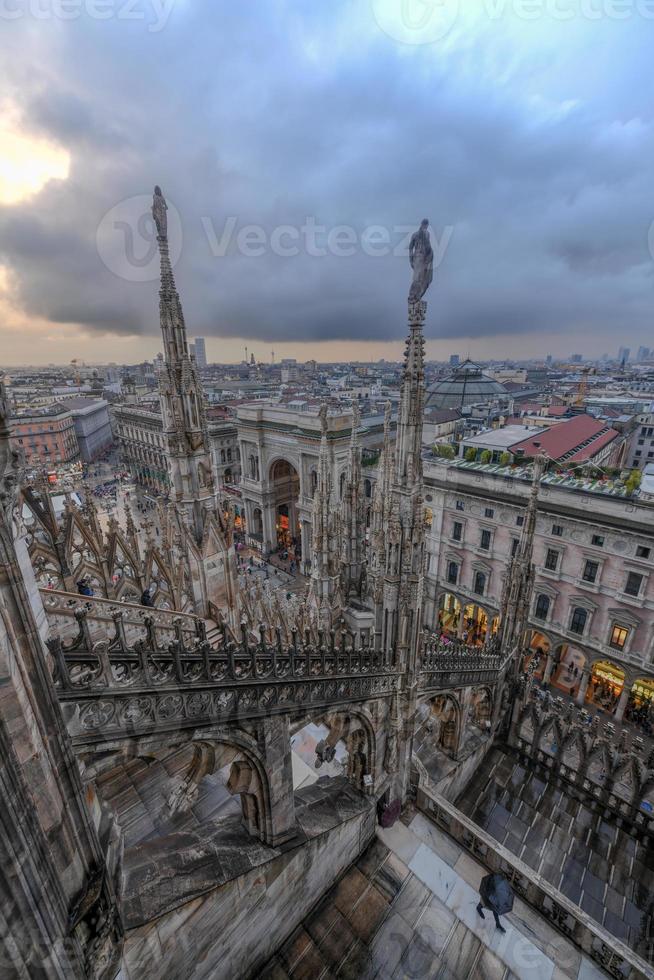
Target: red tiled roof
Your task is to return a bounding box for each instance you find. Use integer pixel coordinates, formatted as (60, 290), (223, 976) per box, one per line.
(545, 405), (569, 417)
(510, 414), (619, 462)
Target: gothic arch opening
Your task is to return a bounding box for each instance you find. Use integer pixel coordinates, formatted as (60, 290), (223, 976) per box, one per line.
(89, 736), (275, 853)
(415, 694), (461, 757)
(289, 710), (374, 794)
(470, 687), (492, 731)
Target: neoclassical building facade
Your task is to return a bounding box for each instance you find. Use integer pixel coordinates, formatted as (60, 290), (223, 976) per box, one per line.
(423, 458), (654, 722)
(236, 403), (384, 558)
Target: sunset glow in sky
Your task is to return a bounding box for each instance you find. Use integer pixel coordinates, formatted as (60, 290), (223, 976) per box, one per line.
(1, 2), (654, 365)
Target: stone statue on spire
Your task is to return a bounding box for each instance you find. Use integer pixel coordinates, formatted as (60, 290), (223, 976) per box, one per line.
(408, 219), (433, 303)
(152, 185), (168, 240)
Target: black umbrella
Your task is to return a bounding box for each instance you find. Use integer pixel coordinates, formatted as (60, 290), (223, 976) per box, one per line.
(480, 873), (514, 915)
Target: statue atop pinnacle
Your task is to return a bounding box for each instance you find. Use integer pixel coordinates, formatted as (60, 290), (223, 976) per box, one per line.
(408, 218), (433, 303)
(152, 185), (168, 239)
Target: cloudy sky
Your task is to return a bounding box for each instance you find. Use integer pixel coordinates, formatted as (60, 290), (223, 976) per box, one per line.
(1, 0), (653, 365)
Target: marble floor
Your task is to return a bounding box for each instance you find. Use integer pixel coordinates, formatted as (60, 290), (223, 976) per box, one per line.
(456, 746), (654, 963)
(259, 810), (611, 979)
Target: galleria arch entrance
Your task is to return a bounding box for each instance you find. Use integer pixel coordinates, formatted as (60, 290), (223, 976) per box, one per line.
(269, 459), (301, 550)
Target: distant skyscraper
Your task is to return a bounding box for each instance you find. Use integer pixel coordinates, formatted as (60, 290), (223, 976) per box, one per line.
(618, 346), (630, 364)
(194, 337), (207, 369)
(546, 355), (553, 366)
(570, 354), (582, 363)
(637, 346), (650, 362)
(449, 354), (460, 368)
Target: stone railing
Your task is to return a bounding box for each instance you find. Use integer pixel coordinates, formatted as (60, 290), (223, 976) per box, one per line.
(48, 618), (394, 694)
(417, 786), (653, 980)
(512, 684), (654, 839)
(40, 587), (198, 645)
(47, 617), (400, 741)
(419, 632), (510, 691)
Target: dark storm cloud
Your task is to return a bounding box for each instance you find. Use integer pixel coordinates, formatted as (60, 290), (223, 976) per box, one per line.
(1, 2), (654, 351)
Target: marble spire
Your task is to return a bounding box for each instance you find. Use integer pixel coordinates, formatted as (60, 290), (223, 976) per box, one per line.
(340, 402), (366, 598)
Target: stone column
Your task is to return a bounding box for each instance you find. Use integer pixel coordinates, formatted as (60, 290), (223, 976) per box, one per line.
(615, 685), (630, 722)
(542, 651), (556, 685)
(300, 520), (310, 565)
(576, 669), (591, 706)
(262, 501), (277, 554)
(259, 714), (296, 846)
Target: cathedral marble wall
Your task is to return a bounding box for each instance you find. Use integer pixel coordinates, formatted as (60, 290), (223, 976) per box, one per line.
(118, 785), (375, 980)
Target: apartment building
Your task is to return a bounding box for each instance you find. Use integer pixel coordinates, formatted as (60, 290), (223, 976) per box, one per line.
(424, 458), (654, 720)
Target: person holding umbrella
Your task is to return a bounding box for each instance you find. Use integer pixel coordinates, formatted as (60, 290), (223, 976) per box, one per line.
(477, 872), (513, 934)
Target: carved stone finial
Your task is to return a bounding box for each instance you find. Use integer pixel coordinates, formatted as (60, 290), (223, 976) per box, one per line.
(318, 403), (328, 437)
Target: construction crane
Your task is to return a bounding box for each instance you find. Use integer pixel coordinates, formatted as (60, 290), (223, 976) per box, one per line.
(574, 366), (595, 407)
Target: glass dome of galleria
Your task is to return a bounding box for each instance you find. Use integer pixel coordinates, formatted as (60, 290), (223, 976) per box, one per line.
(426, 360), (508, 410)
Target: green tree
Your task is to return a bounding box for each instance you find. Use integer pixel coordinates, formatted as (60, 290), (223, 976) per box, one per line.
(435, 443), (455, 459)
(480, 450), (492, 464)
(465, 447), (477, 462)
(499, 452), (511, 466)
(625, 468), (642, 495)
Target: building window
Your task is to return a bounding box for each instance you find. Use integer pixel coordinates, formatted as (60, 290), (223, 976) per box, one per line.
(473, 571), (486, 596)
(625, 572), (643, 597)
(452, 521), (463, 542)
(591, 534), (604, 547)
(534, 594), (550, 620)
(480, 529), (491, 551)
(484, 507), (494, 518)
(516, 515), (524, 526)
(570, 607), (588, 635)
(511, 538), (519, 557)
(545, 549), (559, 571)
(636, 546), (650, 559)
(582, 560), (599, 584)
(610, 625), (629, 650)
(552, 524), (563, 537)
(447, 561), (458, 585)
(456, 500), (465, 511)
